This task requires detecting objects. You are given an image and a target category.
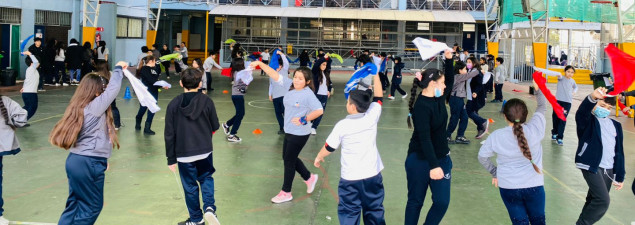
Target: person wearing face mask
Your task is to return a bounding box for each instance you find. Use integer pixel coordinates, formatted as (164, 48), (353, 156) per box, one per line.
(465, 57), (489, 139)
(574, 87), (625, 225)
(404, 69), (451, 225)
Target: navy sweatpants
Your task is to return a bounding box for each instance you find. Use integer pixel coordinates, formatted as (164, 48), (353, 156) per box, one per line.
(272, 97), (285, 131)
(178, 153), (217, 222)
(404, 154), (452, 225)
(338, 173), (386, 225)
(58, 153), (107, 225)
(311, 95), (328, 130)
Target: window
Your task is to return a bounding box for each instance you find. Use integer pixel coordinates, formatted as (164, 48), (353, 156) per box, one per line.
(251, 18), (280, 37)
(35, 10), (71, 26)
(0, 7), (21, 24)
(117, 17), (144, 38)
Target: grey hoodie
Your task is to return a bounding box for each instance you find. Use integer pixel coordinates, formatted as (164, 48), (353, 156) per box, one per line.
(0, 96), (28, 154)
(69, 67), (123, 158)
(450, 69), (480, 98)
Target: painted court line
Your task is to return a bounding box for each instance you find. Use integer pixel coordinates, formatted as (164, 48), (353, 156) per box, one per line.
(543, 169), (623, 224)
(9, 221), (57, 225)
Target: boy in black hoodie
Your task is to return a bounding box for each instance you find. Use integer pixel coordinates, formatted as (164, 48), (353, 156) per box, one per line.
(165, 68), (221, 225)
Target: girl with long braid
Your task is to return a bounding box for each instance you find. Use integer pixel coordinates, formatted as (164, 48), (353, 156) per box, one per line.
(0, 94), (28, 224)
(478, 86), (547, 225)
(404, 69), (452, 225)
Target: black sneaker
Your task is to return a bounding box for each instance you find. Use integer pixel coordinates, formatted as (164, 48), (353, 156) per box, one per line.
(278, 130), (285, 135)
(455, 136), (471, 144)
(227, 135), (242, 143)
(22, 124), (31, 128)
(178, 218), (204, 225)
(222, 123), (230, 135)
(144, 129), (156, 135)
(447, 137), (455, 144)
(476, 121), (489, 139)
(204, 207), (220, 225)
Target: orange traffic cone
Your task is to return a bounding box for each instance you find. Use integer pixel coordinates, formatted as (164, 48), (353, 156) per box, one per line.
(223, 90), (229, 94)
(488, 118), (495, 123)
(253, 129), (263, 135)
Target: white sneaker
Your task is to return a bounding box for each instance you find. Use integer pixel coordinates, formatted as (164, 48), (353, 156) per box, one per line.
(388, 96), (395, 100)
(271, 190), (293, 204)
(222, 123), (230, 135)
(311, 128), (317, 135)
(227, 135), (242, 143)
(62, 83), (70, 86)
(402, 93), (408, 99)
(73, 79), (79, 83)
(0, 216), (9, 225)
(204, 207), (220, 225)
(55, 83), (61, 86)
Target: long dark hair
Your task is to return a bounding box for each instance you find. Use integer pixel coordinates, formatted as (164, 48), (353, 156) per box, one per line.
(0, 95), (15, 130)
(99, 41), (106, 54)
(55, 41), (65, 56)
(466, 56), (481, 72)
(83, 42), (92, 50)
(95, 61), (111, 79)
(407, 69), (444, 128)
(230, 58), (245, 80)
(289, 67), (314, 91)
(136, 55), (156, 78)
(192, 58), (203, 72)
(312, 59), (331, 86)
(503, 98), (540, 174)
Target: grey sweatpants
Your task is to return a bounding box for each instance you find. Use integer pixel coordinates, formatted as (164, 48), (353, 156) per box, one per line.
(577, 169), (614, 225)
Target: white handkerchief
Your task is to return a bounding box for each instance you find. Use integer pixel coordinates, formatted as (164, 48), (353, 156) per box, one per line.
(412, 37), (451, 61)
(153, 80), (172, 89)
(532, 66), (562, 77)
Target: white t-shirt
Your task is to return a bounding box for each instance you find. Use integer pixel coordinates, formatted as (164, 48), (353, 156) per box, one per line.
(326, 102), (384, 181)
(97, 47), (109, 60)
(261, 52), (270, 61)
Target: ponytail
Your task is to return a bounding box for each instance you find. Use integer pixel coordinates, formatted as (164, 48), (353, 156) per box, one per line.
(503, 98), (540, 174)
(0, 95), (15, 130)
(407, 82), (419, 129)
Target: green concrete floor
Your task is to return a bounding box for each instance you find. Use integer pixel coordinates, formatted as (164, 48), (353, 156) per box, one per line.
(1, 70), (634, 225)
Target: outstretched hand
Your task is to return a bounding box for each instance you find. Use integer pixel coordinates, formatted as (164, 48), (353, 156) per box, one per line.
(116, 61), (129, 70)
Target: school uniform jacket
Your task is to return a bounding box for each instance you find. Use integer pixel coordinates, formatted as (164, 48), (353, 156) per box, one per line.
(574, 96), (625, 182)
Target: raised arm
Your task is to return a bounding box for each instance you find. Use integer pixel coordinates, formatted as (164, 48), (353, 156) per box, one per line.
(250, 61), (280, 82)
(87, 62), (126, 114)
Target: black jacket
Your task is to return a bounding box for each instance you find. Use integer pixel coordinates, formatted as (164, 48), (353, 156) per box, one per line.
(165, 92), (220, 165)
(408, 95), (449, 169)
(443, 58), (454, 101)
(65, 44), (85, 69)
(27, 44), (45, 66)
(575, 96), (625, 182)
(468, 68), (486, 108)
(138, 66), (161, 95)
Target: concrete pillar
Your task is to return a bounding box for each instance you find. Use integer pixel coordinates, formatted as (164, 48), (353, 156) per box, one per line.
(397, 21), (405, 55)
(280, 17), (288, 51)
(98, 2), (117, 69)
(19, 7), (35, 79)
(182, 13), (190, 47)
(69, 0), (82, 42)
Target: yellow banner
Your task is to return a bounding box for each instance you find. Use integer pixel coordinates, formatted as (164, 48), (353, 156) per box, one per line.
(146, 30), (157, 49)
(532, 42), (548, 69)
(82, 27), (97, 49)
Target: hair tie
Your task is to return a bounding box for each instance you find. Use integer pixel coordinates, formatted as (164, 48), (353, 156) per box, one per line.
(408, 113), (412, 117)
(514, 119), (520, 123)
(530, 160), (535, 164)
(415, 72), (422, 81)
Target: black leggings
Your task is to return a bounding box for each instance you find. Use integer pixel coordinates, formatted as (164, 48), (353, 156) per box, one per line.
(281, 133), (311, 192)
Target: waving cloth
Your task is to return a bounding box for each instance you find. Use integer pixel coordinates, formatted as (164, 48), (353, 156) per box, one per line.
(122, 69), (160, 113)
(20, 35), (34, 56)
(269, 49), (281, 71)
(344, 63), (378, 99)
(533, 71), (565, 121)
(412, 37), (451, 61)
(605, 44), (635, 95)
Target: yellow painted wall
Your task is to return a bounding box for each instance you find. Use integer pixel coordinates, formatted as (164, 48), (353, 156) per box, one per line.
(181, 30), (189, 47)
(545, 67), (593, 85)
(82, 27), (96, 49)
(146, 30), (157, 49)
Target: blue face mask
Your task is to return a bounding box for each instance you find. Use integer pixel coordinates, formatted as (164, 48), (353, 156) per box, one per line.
(434, 88), (443, 97)
(594, 106), (610, 118)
